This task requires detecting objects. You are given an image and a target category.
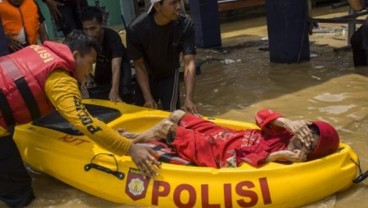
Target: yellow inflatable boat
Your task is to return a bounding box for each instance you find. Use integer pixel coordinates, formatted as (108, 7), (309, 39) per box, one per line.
(14, 99), (359, 208)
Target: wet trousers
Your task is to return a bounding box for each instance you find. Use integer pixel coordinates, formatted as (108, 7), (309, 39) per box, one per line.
(350, 22), (368, 67)
(134, 70), (180, 111)
(0, 134), (34, 207)
(88, 61), (134, 103)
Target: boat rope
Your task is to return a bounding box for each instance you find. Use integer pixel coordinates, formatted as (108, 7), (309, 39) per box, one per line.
(351, 159), (368, 183)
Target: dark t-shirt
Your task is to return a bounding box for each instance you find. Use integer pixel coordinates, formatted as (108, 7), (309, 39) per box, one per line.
(94, 27), (128, 85)
(126, 13), (196, 79)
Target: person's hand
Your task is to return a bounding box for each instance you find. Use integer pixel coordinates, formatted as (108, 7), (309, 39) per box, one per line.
(288, 120), (313, 150)
(6, 38), (25, 52)
(128, 144), (161, 178)
(144, 99), (157, 109)
(181, 98), (197, 114)
(109, 89), (122, 102)
(44, 0), (63, 20)
(276, 118), (313, 149)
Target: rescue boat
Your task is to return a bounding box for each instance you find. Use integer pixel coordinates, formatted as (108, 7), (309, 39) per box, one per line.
(13, 99), (359, 208)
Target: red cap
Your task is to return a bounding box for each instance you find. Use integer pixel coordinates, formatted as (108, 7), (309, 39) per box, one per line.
(255, 109), (283, 128)
(307, 121), (340, 160)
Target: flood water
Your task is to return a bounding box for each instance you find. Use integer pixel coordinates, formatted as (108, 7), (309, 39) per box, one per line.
(2, 6), (368, 208)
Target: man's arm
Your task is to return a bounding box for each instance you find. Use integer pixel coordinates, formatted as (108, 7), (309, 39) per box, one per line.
(134, 58), (157, 108)
(45, 70), (161, 177)
(264, 149), (307, 163)
(255, 109), (313, 149)
(272, 118), (313, 149)
(180, 17), (197, 113)
(182, 54), (197, 113)
(110, 57), (122, 102)
(45, 70), (131, 155)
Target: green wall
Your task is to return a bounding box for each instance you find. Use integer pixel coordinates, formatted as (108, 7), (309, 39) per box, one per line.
(87, 0), (122, 26)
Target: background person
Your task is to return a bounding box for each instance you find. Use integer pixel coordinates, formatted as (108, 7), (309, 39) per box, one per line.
(126, 0), (197, 113)
(348, 0), (368, 67)
(0, 0), (44, 53)
(0, 30), (160, 208)
(81, 6), (133, 103)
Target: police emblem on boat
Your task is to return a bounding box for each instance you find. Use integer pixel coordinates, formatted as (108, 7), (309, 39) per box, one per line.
(126, 168), (150, 200)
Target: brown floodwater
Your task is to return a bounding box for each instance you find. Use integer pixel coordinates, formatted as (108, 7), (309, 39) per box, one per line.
(2, 5), (368, 208)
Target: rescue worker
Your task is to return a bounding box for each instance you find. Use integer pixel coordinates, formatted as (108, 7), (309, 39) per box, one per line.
(0, 30), (160, 207)
(0, 0), (40, 53)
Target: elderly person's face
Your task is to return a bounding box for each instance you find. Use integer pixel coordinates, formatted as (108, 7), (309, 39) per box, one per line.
(8, 0), (24, 6)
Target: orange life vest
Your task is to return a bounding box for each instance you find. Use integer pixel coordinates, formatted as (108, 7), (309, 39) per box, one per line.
(0, 0), (40, 45)
(0, 41), (76, 129)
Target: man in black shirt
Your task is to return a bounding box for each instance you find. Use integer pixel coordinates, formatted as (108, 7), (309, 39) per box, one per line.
(81, 6), (133, 102)
(127, 0), (197, 113)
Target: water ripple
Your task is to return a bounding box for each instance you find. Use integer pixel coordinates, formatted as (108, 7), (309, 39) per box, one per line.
(318, 105), (356, 114)
(314, 93), (348, 102)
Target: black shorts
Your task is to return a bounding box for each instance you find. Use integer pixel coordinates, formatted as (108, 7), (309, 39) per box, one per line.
(134, 70), (180, 111)
(0, 134), (35, 207)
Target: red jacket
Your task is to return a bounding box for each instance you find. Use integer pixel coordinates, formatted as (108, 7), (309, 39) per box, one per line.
(0, 41), (76, 129)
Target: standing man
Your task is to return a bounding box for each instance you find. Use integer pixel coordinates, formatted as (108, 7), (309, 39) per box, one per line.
(0, 30), (160, 207)
(81, 6), (133, 103)
(348, 0), (367, 67)
(127, 0), (197, 113)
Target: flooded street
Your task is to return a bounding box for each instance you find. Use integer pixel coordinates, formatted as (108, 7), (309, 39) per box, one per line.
(2, 5), (368, 208)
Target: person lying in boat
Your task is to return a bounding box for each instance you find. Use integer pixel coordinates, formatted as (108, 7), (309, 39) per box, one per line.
(122, 109), (340, 168)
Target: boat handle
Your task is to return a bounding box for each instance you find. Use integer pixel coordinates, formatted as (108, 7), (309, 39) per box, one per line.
(353, 170), (368, 183)
(84, 153), (125, 180)
(351, 158), (368, 183)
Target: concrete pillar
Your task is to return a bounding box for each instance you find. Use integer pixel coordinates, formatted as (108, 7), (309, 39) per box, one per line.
(265, 0), (310, 63)
(188, 0), (222, 48)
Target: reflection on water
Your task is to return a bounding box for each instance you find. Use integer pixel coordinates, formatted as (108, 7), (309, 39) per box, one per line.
(314, 93), (348, 102)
